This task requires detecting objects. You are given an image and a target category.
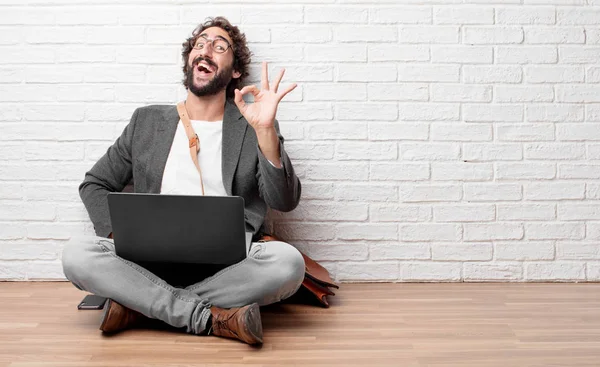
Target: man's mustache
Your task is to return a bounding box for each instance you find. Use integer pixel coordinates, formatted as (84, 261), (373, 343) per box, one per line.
(192, 56), (218, 70)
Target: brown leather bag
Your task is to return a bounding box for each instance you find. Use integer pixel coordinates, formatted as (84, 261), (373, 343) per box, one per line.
(258, 234), (339, 307)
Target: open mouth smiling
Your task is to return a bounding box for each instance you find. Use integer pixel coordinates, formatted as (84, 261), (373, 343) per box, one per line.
(196, 62), (216, 75)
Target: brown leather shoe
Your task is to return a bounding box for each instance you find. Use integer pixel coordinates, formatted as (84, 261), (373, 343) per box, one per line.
(209, 303), (263, 345)
(99, 299), (147, 333)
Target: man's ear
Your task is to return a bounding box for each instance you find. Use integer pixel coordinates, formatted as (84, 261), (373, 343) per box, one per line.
(232, 70), (241, 79)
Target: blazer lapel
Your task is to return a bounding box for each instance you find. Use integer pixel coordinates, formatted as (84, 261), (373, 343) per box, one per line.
(147, 105), (179, 193)
(222, 100), (247, 196)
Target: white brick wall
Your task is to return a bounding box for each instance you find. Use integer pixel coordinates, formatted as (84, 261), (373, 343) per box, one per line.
(1, 1), (599, 283)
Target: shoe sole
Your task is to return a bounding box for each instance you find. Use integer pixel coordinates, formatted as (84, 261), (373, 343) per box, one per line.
(244, 303), (263, 344)
(99, 299), (114, 332)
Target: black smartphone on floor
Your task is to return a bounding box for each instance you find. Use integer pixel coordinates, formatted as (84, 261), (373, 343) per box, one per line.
(77, 294), (107, 310)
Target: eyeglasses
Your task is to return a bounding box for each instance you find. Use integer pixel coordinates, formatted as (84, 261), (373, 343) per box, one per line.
(192, 35), (233, 54)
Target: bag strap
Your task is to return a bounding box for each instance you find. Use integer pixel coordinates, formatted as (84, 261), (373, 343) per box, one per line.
(176, 101), (205, 195)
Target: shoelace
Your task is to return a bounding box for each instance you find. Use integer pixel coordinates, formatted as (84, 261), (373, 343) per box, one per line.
(207, 309), (242, 339)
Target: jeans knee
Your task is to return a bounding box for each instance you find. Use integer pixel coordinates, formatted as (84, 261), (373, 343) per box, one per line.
(269, 243), (305, 296)
(61, 237), (97, 285)
(286, 246), (306, 289)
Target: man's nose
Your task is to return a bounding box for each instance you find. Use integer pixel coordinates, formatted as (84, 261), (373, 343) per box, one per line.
(198, 44), (214, 58)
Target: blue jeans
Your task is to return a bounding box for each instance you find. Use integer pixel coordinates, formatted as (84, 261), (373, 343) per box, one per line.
(62, 235), (305, 335)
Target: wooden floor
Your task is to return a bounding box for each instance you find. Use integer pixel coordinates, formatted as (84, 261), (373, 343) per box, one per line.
(1, 282), (599, 367)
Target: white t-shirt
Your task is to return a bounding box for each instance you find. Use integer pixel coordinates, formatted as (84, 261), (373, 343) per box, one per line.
(160, 119), (228, 196)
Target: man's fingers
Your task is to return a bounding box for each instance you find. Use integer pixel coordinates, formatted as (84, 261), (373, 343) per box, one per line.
(261, 61), (269, 91)
(233, 89), (247, 112)
(277, 83), (297, 102)
(239, 85), (260, 97)
(271, 68), (285, 93)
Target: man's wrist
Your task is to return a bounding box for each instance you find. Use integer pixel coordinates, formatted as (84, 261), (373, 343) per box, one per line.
(256, 126), (281, 168)
(255, 125), (277, 138)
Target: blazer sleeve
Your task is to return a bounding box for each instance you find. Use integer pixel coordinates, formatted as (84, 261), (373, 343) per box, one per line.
(78, 108), (139, 238)
(255, 119), (301, 212)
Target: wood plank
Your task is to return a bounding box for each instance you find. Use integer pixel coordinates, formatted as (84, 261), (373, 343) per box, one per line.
(0, 282), (599, 366)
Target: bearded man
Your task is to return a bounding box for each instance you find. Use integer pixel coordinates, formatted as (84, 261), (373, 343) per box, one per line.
(62, 16), (303, 345)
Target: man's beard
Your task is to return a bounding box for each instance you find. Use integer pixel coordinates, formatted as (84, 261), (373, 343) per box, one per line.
(186, 56), (233, 97)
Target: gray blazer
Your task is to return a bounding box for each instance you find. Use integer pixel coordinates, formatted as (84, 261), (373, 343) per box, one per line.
(79, 100), (301, 241)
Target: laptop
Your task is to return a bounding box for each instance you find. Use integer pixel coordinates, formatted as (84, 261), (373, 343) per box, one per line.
(107, 192), (250, 267)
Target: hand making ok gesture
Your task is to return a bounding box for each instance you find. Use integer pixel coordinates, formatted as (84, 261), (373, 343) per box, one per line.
(233, 61), (297, 132)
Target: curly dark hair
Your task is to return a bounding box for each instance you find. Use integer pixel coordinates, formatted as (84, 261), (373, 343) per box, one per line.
(181, 16), (252, 99)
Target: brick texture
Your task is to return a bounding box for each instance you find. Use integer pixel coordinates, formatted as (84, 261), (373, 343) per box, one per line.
(2, 1), (600, 282)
